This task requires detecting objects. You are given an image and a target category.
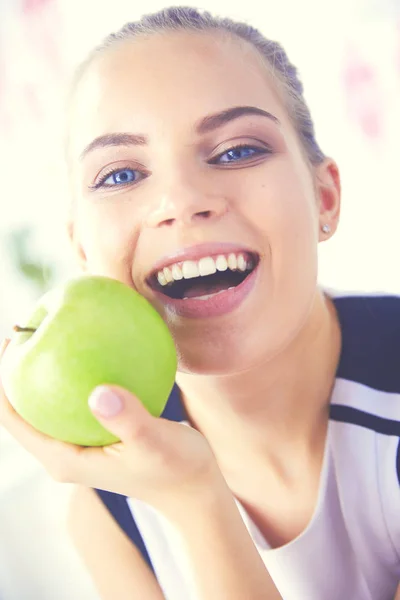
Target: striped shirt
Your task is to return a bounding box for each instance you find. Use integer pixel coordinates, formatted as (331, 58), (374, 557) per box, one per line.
(96, 292), (400, 599)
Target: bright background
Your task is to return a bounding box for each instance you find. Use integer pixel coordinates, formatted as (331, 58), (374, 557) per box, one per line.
(0, 1), (400, 598)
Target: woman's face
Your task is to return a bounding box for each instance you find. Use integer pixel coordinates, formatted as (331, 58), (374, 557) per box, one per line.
(67, 31), (340, 374)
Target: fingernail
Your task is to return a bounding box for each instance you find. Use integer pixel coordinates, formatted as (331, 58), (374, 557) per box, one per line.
(88, 386), (123, 418)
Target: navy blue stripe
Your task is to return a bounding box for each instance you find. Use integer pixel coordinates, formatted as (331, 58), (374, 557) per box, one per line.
(397, 440), (400, 487)
(95, 489), (155, 574)
(330, 404), (400, 436)
(333, 295), (400, 393)
(160, 384), (187, 422)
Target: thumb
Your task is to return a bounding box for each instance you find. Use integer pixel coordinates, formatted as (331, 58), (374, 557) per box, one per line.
(88, 385), (155, 444)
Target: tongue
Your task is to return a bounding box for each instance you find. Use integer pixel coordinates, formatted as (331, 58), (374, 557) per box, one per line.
(184, 280), (233, 299)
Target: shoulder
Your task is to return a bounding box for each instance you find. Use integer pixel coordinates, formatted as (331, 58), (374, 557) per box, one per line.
(328, 290), (400, 565)
(328, 288), (400, 437)
(331, 289), (400, 338)
(329, 289), (400, 393)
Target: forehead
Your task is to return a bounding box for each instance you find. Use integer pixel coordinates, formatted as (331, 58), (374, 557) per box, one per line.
(69, 31), (286, 156)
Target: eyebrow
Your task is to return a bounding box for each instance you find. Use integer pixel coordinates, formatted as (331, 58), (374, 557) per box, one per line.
(80, 105), (280, 160)
(196, 105), (280, 134)
(80, 132), (147, 160)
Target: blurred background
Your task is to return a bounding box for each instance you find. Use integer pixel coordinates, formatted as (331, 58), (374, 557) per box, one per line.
(0, 0), (400, 598)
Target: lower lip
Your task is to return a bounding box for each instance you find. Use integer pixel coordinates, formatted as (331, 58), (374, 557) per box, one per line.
(153, 264), (259, 319)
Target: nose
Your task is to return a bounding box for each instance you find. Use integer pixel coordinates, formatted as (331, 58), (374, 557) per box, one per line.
(145, 178), (229, 228)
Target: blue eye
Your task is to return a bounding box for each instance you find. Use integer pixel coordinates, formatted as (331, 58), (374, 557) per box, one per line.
(213, 144), (268, 165)
(92, 167), (141, 190)
(103, 168), (138, 186)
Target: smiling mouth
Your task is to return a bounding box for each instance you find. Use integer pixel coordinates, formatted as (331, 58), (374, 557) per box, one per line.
(148, 251), (260, 300)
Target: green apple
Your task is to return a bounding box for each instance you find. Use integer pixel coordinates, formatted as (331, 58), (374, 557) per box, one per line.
(0, 275), (177, 446)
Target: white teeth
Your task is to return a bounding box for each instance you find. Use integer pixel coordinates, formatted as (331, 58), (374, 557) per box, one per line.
(198, 257), (217, 276)
(155, 252), (255, 286)
(237, 254), (246, 272)
(163, 267), (173, 283)
(171, 264), (183, 280)
(215, 255), (228, 271)
(157, 271), (167, 286)
(227, 253), (237, 270)
(182, 261), (200, 279)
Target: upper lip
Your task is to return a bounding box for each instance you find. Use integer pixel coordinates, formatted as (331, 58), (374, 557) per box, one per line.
(146, 242), (260, 280)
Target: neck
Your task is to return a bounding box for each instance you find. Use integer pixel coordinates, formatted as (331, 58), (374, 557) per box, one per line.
(176, 291), (341, 464)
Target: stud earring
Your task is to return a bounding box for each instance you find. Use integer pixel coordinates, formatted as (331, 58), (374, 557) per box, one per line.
(322, 224), (331, 234)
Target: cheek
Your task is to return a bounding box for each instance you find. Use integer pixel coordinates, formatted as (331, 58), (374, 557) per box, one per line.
(240, 160), (319, 305)
(75, 203), (139, 284)
(251, 161), (318, 257)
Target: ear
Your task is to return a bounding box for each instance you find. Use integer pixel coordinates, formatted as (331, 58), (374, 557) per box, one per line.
(314, 158), (341, 242)
(66, 220), (88, 272)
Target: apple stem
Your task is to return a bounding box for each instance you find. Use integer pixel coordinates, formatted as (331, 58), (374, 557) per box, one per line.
(13, 325), (36, 334)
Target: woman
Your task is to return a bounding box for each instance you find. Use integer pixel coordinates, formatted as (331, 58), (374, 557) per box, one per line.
(1, 6), (400, 599)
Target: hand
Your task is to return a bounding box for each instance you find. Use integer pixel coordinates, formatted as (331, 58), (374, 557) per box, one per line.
(0, 339), (219, 520)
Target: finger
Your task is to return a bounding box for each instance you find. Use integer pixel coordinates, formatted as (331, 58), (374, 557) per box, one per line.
(88, 385), (155, 446)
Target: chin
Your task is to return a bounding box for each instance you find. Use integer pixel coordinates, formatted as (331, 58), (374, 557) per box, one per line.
(177, 356), (252, 377)
(173, 289), (318, 378)
(174, 325), (269, 376)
